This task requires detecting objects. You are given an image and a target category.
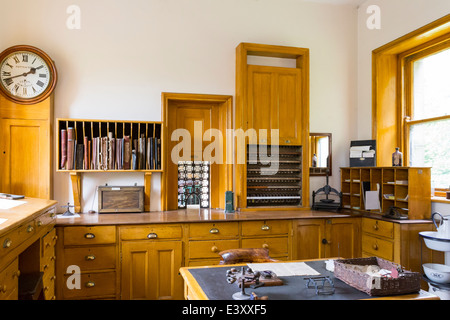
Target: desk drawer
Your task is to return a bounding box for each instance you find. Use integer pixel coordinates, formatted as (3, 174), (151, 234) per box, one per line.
(64, 226), (116, 246)
(63, 246), (116, 270)
(0, 258), (19, 300)
(188, 240), (239, 259)
(362, 234), (393, 261)
(241, 237), (289, 257)
(362, 218), (394, 239)
(42, 228), (57, 258)
(241, 220), (290, 237)
(63, 271), (116, 299)
(120, 224), (182, 241)
(0, 222), (36, 259)
(188, 222), (239, 240)
(35, 207), (57, 231)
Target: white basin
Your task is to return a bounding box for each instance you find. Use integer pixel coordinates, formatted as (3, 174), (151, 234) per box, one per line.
(423, 263), (450, 284)
(419, 232), (450, 252)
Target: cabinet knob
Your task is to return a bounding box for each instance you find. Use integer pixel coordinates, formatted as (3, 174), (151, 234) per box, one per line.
(373, 223), (379, 231)
(26, 225), (34, 233)
(1, 285), (7, 293)
(84, 233), (95, 239)
(85, 255), (96, 261)
(209, 228), (219, 234)
(13, 270), (20, 278)
(3, 238), (12, 248)
(372, 243), (378, 250)
(285, 140), (291, 144)
(37, 221), (43, 227)
(262, 243), (269, 249)
(322, 239), (332, 245)
(147, 233), (158, 239)
(85, 281), (95, 288)
(261, 225), (270, 231)
(211, 246), (219, 253)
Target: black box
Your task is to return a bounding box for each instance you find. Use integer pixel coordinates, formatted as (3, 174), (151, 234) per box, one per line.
(350, 140), (376, 167)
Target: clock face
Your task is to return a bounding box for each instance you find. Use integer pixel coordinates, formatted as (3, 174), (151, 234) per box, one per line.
(0, 46), (56, 104)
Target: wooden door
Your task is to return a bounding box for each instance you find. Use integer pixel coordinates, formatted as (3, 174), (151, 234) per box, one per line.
(325, 218), (361, 259)
(164, 95), (232, 210)
(0, 118), (50, 198)
(295, 219), (325, 260)
(247, 65), (302, 145)
(121, 240), (183, 300)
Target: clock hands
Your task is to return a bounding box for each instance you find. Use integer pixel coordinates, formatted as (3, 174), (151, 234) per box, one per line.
(2, 66), (44, 82)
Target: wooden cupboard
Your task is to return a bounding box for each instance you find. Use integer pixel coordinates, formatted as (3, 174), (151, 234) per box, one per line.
(294, 218), (361, 260)
(0, 95), (53, 199)
(119, 224), (184, 300)
(235, 43), (310, 210)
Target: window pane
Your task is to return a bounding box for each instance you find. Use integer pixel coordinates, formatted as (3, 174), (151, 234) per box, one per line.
(413, 48), (450, 120)
(409, 118), (450, 188)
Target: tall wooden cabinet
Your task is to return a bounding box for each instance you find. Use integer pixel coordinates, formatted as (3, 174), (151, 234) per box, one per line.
(0, 95), (53, 198)
(235, 43), (310, 210)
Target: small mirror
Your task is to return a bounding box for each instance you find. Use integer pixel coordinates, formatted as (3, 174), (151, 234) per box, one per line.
(309, 133), (332, 176)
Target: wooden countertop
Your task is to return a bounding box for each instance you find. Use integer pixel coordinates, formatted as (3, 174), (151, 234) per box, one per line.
(55, 208), (434, 226)
(0, 197), (57, 234)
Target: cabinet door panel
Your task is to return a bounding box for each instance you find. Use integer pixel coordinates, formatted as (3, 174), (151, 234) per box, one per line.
(121, 241), (183, 300)
(326, 218), (361, 259)
(295, 219), (325, 260)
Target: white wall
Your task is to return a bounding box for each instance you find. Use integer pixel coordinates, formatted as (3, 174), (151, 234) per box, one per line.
(0, 0), (359, 212)
(357, 0), (450, 214)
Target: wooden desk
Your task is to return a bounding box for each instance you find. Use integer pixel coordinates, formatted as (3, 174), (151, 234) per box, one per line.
(180, 259), (439, 300)
(0, 197), (57, 300)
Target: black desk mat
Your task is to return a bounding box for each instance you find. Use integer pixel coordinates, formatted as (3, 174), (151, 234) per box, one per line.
(189, 260), (371, 300)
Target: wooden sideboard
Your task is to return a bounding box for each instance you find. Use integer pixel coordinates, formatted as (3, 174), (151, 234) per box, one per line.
(0, 198), (57, 300)
(54, 209), (441, 300)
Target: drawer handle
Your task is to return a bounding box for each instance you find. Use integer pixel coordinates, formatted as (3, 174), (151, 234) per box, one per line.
(285, 140), (291, 144)
(262, 243), (269, 249)
(85, 255), (96, 261)
(373, 243), (378, 251)
(3, 238), (12, 248)
(209, 228), (219, 234)
(147, 233), (158, 239)
(261, 225), (270, 231)
(27, 225), (34, 233)
(1, 285), (7, 293)
(13, 270), (20, 279)
(373, 223), (379, 231)
(85, 281), (95, 288)
(84, 233), (95, 239)
(37, 221), (43, 227)
(211, 245), (219, 253)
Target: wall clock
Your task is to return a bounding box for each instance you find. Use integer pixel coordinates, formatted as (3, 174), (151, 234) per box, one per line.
(0, 45), (57, 105)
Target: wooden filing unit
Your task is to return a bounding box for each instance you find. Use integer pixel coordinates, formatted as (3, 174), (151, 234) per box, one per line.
(56, 118), (163, 213)
(340, 167), (431, 220)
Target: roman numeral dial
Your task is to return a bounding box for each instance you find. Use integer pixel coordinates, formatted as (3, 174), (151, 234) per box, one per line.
(0, 45), (57, 104)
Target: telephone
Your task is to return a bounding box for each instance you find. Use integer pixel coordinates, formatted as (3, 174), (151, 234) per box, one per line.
(383, 206), (408, 220)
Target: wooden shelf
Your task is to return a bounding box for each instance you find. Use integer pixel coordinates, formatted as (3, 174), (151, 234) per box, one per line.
(340, 167), (431, 220)
(56, 118), (164, 213)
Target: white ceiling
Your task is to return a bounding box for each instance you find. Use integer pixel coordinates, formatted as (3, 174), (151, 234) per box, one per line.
(301, 0), (368, 7)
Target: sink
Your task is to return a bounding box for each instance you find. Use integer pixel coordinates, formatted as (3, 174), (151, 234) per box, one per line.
(419, 232), (450, 252)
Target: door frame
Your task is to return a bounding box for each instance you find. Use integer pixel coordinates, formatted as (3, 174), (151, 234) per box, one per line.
(161, 92), (233, 210)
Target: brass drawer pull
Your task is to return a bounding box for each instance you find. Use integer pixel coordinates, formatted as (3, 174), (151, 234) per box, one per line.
(27, 225), (34, 233)
(209, 228), (219, 234)
(373, 223), (379, 231)
(84, 233), (95, 239)
(261, 225), (270, 231)
(372, 243), (378, 251)
(262, 243), (269, 249)
(85, 255), (96, 261)
(211, 245), (219, 253)
(85, 281), (95, 288)
(147, 233), (158, 239)
(3, 238), (12, 248)
(1, 285), (7, 293)
(37, 221), (43, 227)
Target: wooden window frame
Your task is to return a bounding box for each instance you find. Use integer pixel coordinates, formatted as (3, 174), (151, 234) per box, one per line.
(372, 14), (450, 170)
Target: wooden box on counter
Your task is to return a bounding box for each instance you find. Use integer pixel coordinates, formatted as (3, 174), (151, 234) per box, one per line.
(98, 186), (144, 213)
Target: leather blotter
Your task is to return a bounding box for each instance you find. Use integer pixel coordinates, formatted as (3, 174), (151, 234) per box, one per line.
(60, 129), (67, 169)
(67, 127), (75, 170)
